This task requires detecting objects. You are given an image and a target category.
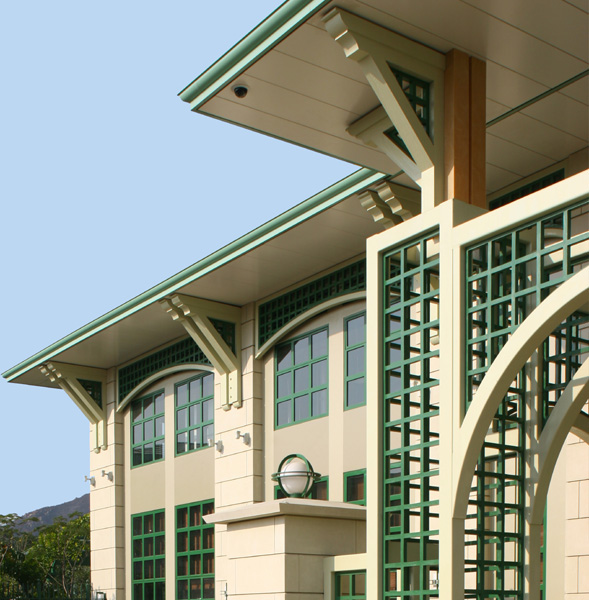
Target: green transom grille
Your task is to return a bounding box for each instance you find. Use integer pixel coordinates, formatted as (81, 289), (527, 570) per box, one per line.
(118, 319), (234, 403)
(79, 379), (102, 409)
(258, 260), (365, 347)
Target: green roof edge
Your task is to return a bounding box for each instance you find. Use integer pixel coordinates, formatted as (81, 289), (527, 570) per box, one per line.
(178, 0), (331, 108)
(3, 167), (385, 382)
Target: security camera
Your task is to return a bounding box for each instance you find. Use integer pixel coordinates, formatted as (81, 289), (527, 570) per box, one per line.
(233, 85), (248, 99)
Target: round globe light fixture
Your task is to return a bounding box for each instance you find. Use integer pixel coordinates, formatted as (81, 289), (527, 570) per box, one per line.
(271, 454), (321, 498)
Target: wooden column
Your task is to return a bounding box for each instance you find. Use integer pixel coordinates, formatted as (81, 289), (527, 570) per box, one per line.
(444, 49), (486, 209)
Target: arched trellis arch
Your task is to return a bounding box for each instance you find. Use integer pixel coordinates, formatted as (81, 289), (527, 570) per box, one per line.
(117, 363), (214, 412)
(452, 267), (589, 518)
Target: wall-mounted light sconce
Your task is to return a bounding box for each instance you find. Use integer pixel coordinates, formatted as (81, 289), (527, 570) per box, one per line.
(271, 454), (321, 498)
(208, 438), (223, 453)
(95, 591), (106, 600)
(236, 430), (251, 445)
(101, 470), (113, 482)
(84, 475), (96, 486)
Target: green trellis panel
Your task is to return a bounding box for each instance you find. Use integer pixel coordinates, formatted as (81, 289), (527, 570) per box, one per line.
(464, 198), (589, 599)
(382, 230), (440, 598)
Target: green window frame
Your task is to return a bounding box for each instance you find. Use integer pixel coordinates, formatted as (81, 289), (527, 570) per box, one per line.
(132, 510), (165, 600)
(176, 500), (214, 600)
(175, 373), (214, 456)
(344, 469), (366, 506)
(131, 390), (165, 468)
(336, 571), (366, 600)
(274, 476), (329, 500)
(275, 327), (328, 428)
(345, 312), (366, 409)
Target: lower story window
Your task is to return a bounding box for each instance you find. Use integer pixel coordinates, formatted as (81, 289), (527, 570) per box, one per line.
(176, 500), (215, 599)
(132, 510), (165, 600)
(336, 570), (366, 599)
(344, 469), (366, 505)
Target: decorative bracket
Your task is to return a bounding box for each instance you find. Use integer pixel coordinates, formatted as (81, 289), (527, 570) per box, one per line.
(39, 362), (107, 452)
(359, 180), (421, 229)
(323, 8), (445, 211)
(160, 294), (242, 410)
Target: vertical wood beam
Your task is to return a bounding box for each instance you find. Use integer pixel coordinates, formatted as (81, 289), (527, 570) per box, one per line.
(444, 49), (486, 209)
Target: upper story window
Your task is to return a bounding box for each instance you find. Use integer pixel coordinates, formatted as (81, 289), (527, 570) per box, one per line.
(132, 391), (165, 467)
(175, 373), (214, 455)
(344, 469), (366, 505)
(345, 312), (366, 409)
(275, 328), (328, 428)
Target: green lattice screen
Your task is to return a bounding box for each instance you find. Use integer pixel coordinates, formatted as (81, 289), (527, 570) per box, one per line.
(464, 198), (589, 599)
(489, 169), (564, 211)
(384, 67), (431, 156)
(383, 231), (440, 598)
(118, 320), (234, 403)
(258, 260), (365, 347)
(79, 379), (102, 409)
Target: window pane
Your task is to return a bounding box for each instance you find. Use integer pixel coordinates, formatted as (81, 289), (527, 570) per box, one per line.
(276, 345), (292, 371)
(347, 347), (365, 376)
(311, 390), (327, 416)
(294, 395), (310, 421)
(143, 560), (154, 579)
(313, 480), (328, 500)
(354, 572), (366, 594)
(177, 580), (188, 600)
(155, 534), (165, 554)
(132, 403), (142, 423)
(294, 366), (309, 393)
(347, 378), (365, 407)
(133, 447), (143, 467)
(177, 507), (187, 529)
(144, 514), (154, 534)
(133, 561), (142, 581)
(189, 378), (202, 400)
(190, 530), (200, 551)
(202, 374), (214, 397)
(155, 558), (165, 578)
(177, 556), (188, 576)
(177, 531), (188, 553)
(177, 408), (188, 430)
(154, 393), (164, 414)
(202, 424), (214, 446)
(294, 337), (309, 364)
(189, 429), (201, 451)
(143, 420), (154, 441)
(155, 582), (165, 600)
(202, 399), (214, 422)
(346, 473), (365, 502)
(155, 416), (164, 437)
(154, 440), (164, 461)
(311, 329), (327, 358)
(133, 516), (142, 536)
(143, 397), (154, 418)
(312, 359), (327, 386)
(143, 537), (153, 557)
(143, 443), (154, 463)
(277, 400), (292, 426)
(203, 579), (214, 599)
(203, 528), (214, 549)
(190, 554), (201, 574)
(177, 432), (187, 454)
(190, 506), (201, 527)
(176, 384), (188, 406)
(203, 503), (214, 516)
(134, 584), (143, 600)
(189, 404), (201, 426)
(203, 552), (214, 573)
(133, 539), (142, 558)
(133, 424), (143, 444)
(189, 580), (201, 600)
(277, 373), (292, 398)
(347, 314), (365, 346)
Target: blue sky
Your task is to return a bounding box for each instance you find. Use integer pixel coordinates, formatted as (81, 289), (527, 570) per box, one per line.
(0, 1), (355, 515)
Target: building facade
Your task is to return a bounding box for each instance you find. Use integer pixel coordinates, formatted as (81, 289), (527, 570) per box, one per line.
(4, 1), (588, 599)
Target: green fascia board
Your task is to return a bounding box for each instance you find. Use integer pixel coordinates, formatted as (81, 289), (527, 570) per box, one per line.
(3, 167), (385, 383)
(178, 0), (331, 109)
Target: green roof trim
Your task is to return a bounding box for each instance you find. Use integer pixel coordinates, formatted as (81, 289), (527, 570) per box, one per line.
(3, 167), (385, 383)
(178, 0), (331, 109)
